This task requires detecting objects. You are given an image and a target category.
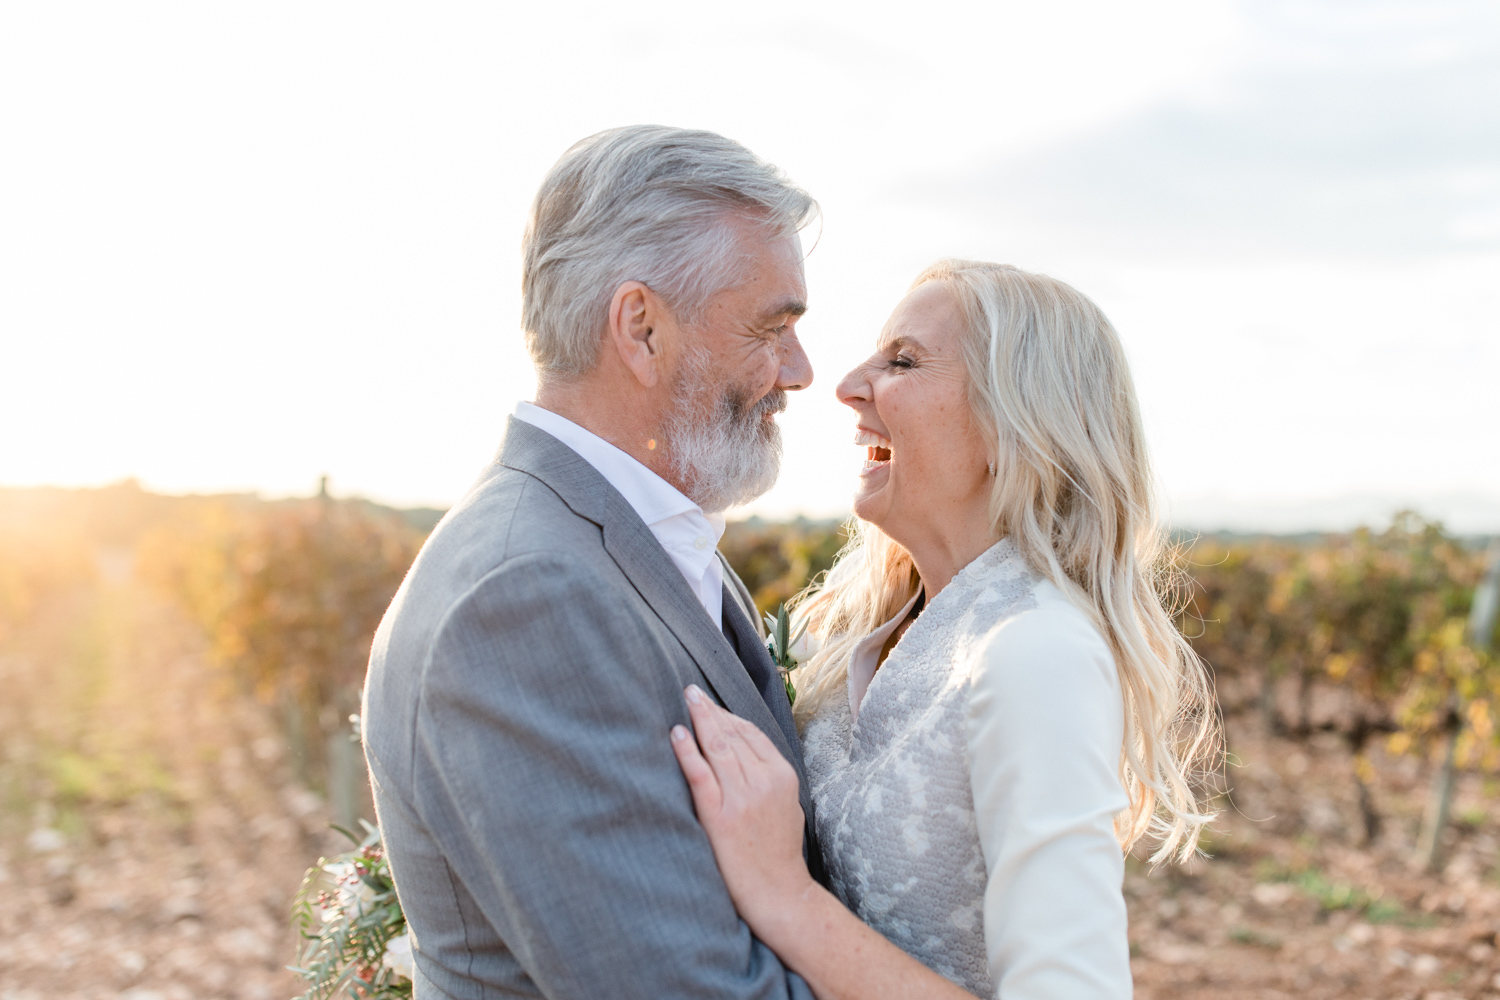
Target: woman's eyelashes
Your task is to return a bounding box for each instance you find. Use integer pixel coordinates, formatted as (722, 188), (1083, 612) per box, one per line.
(859, 350), (915, 376)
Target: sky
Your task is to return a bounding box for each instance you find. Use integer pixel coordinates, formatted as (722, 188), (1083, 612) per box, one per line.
(2, 0), (1497, 531)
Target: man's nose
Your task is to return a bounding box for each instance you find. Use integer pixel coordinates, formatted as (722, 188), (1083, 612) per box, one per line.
(777, 332), (813, 391)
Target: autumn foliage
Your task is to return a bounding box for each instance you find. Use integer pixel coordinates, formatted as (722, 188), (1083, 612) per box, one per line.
(138, 496), (425, 789)
(1181, 516), (1494, 760)
(2, 485), (1496, 846)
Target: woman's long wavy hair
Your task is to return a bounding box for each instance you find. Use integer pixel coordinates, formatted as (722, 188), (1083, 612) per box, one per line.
(790, 260), (1220, 863)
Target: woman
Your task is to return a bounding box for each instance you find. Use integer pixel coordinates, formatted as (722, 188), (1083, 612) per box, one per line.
(671, 260), (1219, 999)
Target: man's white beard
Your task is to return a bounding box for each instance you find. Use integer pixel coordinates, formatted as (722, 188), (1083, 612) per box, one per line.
(665, 344), (785, 514)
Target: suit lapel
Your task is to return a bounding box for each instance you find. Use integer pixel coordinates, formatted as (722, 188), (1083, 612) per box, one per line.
(596, 512), (812, 808)
(496, 418), (812, 820)
(720, 593), (800, 757)
(719, 553), (766, 641)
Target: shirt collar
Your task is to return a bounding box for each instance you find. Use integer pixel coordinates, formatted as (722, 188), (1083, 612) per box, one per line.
(513, 401), (713, 531)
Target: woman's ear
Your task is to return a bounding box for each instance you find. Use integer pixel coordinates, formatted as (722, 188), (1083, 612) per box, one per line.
(607, 281), (666, 388)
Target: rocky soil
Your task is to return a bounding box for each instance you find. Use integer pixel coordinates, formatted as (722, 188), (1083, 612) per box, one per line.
(0, 569), (339, 1000)
(1128, 724), (1500, 1000)
(2, 564), (1498, 999)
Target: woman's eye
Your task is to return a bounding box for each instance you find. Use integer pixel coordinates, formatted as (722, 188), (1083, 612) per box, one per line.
(889, 354), (915, 370)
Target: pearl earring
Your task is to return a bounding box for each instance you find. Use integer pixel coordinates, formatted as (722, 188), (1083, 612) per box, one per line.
(987, 461), (996, 477)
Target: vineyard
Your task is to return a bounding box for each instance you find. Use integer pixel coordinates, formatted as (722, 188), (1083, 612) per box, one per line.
(2, 481), (1499, 999)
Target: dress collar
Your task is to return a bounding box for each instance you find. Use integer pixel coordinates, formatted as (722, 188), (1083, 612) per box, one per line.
(845, 538), (1022, 724)
(847, 587), (923, 725)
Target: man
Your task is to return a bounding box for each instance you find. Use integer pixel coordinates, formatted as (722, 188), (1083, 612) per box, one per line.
(362, 125), (823, 998)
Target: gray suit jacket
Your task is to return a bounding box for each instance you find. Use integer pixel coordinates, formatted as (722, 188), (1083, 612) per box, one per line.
(362, 417), (818, 999)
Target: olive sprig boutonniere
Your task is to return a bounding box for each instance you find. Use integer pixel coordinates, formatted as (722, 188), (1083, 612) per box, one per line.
(764, 603), (809, 706)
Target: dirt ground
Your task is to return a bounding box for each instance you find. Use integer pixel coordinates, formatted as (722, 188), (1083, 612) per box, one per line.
(1127, 724), (1500, 1000)
(3, 563), (1499, 999)
(0, 566), (337, 1000)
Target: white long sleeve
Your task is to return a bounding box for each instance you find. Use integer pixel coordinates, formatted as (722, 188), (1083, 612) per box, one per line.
(965, 580), (1132, 999)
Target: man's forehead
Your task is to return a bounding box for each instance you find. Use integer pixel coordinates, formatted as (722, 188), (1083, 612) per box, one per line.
(736, 236), (808, 318)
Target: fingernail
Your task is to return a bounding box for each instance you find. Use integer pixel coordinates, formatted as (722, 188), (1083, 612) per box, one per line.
(685, 685), (704, 704)
(671, 725), (690, 742)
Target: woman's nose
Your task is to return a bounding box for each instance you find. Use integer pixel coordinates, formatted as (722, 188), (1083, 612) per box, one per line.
(836, 365), (870, 408)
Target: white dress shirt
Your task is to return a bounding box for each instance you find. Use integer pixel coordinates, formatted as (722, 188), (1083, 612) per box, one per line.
(512, 402), (726, 628)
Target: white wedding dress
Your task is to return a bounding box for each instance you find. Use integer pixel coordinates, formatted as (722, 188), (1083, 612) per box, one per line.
(801, 539), (1133, 998)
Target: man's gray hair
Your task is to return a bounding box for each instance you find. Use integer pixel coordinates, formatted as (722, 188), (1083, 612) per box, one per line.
(521, 125), (817, 379)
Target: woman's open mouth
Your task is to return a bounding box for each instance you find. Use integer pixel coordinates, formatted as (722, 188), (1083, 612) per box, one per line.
(854, 428), (892, 472)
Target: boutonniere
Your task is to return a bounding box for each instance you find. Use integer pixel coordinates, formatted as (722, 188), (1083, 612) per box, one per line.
(764, 603), (810, 706)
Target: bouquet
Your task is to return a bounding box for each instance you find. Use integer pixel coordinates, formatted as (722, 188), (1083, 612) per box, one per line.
(291, 820), (412, 999)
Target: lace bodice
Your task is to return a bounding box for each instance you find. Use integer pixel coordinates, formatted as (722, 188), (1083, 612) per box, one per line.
(802, 539), (1132, 998)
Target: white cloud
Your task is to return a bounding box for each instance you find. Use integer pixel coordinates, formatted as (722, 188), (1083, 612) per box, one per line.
(921, 0), (1500, 259)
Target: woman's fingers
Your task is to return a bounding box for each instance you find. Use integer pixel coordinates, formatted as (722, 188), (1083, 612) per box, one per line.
(670, 723), (722, 818)
(730, 711), (781, 766)
(681, 686), (802, 808)
(671, 686), (813, 923)
(684, 686), (755, 788)
(686, 685), (780, 760)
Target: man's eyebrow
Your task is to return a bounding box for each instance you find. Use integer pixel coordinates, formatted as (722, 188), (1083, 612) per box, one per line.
(762, 299), (808, 322)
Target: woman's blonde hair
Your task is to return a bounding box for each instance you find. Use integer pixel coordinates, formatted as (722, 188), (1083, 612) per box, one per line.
(791, 260), (1219, 863)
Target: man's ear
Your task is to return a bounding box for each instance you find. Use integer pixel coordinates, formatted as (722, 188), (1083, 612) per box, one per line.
(607, 281), (667, 388)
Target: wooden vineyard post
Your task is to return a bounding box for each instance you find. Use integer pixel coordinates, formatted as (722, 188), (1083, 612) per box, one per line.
(1418, 539), (1500, 872)
(327, 716), (361, 832)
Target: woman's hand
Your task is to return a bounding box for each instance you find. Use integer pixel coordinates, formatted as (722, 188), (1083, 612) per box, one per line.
(672, 687), (977, 1000)
(670, 685), (816, 927)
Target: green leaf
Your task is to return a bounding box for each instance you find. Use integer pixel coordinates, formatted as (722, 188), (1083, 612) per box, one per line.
(329, 823), (360, 845)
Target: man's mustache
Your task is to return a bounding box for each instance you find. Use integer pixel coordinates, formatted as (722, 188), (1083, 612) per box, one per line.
(726, 386), (788, 424)
(753, 389), (788, 419)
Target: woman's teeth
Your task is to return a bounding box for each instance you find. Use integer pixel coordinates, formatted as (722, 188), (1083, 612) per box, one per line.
(855, 430), (893, 470)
